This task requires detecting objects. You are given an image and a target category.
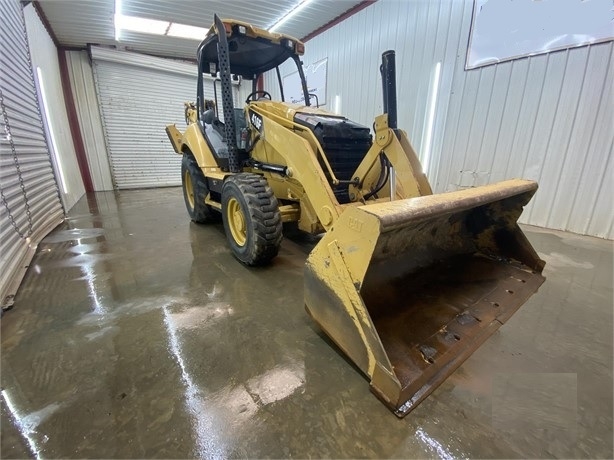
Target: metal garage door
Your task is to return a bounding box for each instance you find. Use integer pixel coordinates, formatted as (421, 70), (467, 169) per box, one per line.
(0, 0), (64, 308)
(91, 47), (238, 189)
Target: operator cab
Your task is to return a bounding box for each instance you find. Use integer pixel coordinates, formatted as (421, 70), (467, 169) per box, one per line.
(195, 18), (311, 170)
(195, 16), (372, 203)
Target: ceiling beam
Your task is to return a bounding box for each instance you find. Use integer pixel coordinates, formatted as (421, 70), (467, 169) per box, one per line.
(301, 0), (377, 42)
(57, 50), (95, 192)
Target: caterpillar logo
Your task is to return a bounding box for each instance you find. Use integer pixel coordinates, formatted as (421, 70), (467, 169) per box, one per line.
(348, 216), (363, 232)
(249, 110), (264, 134)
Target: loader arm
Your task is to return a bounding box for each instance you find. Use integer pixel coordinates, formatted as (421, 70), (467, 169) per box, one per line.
(349, 114), (433, 202)
(247, 107), (432, 230)
(248, 104), (344, 230)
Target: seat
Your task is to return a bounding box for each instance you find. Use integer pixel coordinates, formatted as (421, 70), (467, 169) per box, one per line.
(201, 108), (249, 160)
(202, 109), (229, 158)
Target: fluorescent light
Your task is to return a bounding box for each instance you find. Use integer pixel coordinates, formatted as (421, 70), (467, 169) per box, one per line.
(421, 61), (441, 175)
(269, 0), (314, 33)
(114, 0), (122, 40)
(36, 67), (68, 195)
(114, 13), (208, 41)
(167, 23), (208, 40)
(115, 14), (169, 35)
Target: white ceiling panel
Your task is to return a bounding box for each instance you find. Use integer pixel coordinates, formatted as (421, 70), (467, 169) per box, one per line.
(121, 0), (297, 30)
(36, 0), (366, 59)
(39, 0), (115, 46)
(274, 0), (366, 39)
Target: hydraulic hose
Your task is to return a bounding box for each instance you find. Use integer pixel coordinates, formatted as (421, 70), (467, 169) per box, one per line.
(364, 153), (390, 201)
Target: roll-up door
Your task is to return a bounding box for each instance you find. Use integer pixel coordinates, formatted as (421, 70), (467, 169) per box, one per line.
(0, 0), (64, 308)
(90, 47), (239, 190)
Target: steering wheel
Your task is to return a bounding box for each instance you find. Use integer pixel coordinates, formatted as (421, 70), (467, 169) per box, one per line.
(245, 91), (272, 103)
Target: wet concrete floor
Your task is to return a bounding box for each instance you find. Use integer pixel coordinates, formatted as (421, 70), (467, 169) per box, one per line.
(1, 188), (612, 458)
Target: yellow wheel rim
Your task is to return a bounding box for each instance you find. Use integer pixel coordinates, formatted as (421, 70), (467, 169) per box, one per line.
(184, 170), (195, 210)
(227, 197), (247, 246)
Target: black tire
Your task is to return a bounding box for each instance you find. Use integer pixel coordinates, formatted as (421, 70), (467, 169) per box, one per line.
(221, 173), (283, 266)
(181, 153), (218, 223)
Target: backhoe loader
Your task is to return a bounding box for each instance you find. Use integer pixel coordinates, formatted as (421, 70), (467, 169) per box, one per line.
(166, 16), (545, 417)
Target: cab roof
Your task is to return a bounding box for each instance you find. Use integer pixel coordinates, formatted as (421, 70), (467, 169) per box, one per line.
(197, 18), (305, 80)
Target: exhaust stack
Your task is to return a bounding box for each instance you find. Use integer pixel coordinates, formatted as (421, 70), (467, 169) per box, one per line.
(380, 50), (398, 130)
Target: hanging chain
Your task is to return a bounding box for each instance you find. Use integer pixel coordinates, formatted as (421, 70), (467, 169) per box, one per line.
(0, 88), (33, 239)
(0, 4), (65, 240)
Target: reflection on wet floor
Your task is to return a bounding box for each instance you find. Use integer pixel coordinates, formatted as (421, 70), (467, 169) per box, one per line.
(1, 188), (612, 458)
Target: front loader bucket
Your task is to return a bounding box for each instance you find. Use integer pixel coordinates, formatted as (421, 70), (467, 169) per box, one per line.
(305, 179), (545, 417)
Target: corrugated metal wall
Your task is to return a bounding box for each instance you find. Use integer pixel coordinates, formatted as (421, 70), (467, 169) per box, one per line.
(66, 51), (114, 191)
(266, 0), (613, 238)
(23, 4), (85, 210)
(0, 0), (64, 308)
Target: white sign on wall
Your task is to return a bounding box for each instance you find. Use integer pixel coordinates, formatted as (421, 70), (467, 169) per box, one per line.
(466, 0), (614, 70)
(283, 58), (327, 106)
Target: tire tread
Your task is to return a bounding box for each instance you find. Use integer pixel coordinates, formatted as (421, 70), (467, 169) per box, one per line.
(222, 173), (283, 265)
(182, 153), (218, 223)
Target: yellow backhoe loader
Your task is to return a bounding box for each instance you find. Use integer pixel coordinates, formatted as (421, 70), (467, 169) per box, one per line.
(166, 16), (546, 417)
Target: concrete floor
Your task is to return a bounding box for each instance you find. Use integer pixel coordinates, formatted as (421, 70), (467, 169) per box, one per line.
(1, 188), (612, 459)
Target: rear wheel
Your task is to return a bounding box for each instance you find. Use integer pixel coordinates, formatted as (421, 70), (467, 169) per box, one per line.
(221, 173), (282, 265)
(181, 153), (217, 223)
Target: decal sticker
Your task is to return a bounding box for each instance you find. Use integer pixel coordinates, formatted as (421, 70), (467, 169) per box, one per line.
(249, 109), (264, 134)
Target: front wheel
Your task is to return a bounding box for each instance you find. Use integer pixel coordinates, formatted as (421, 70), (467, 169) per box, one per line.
(221, 173), (282, 266)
